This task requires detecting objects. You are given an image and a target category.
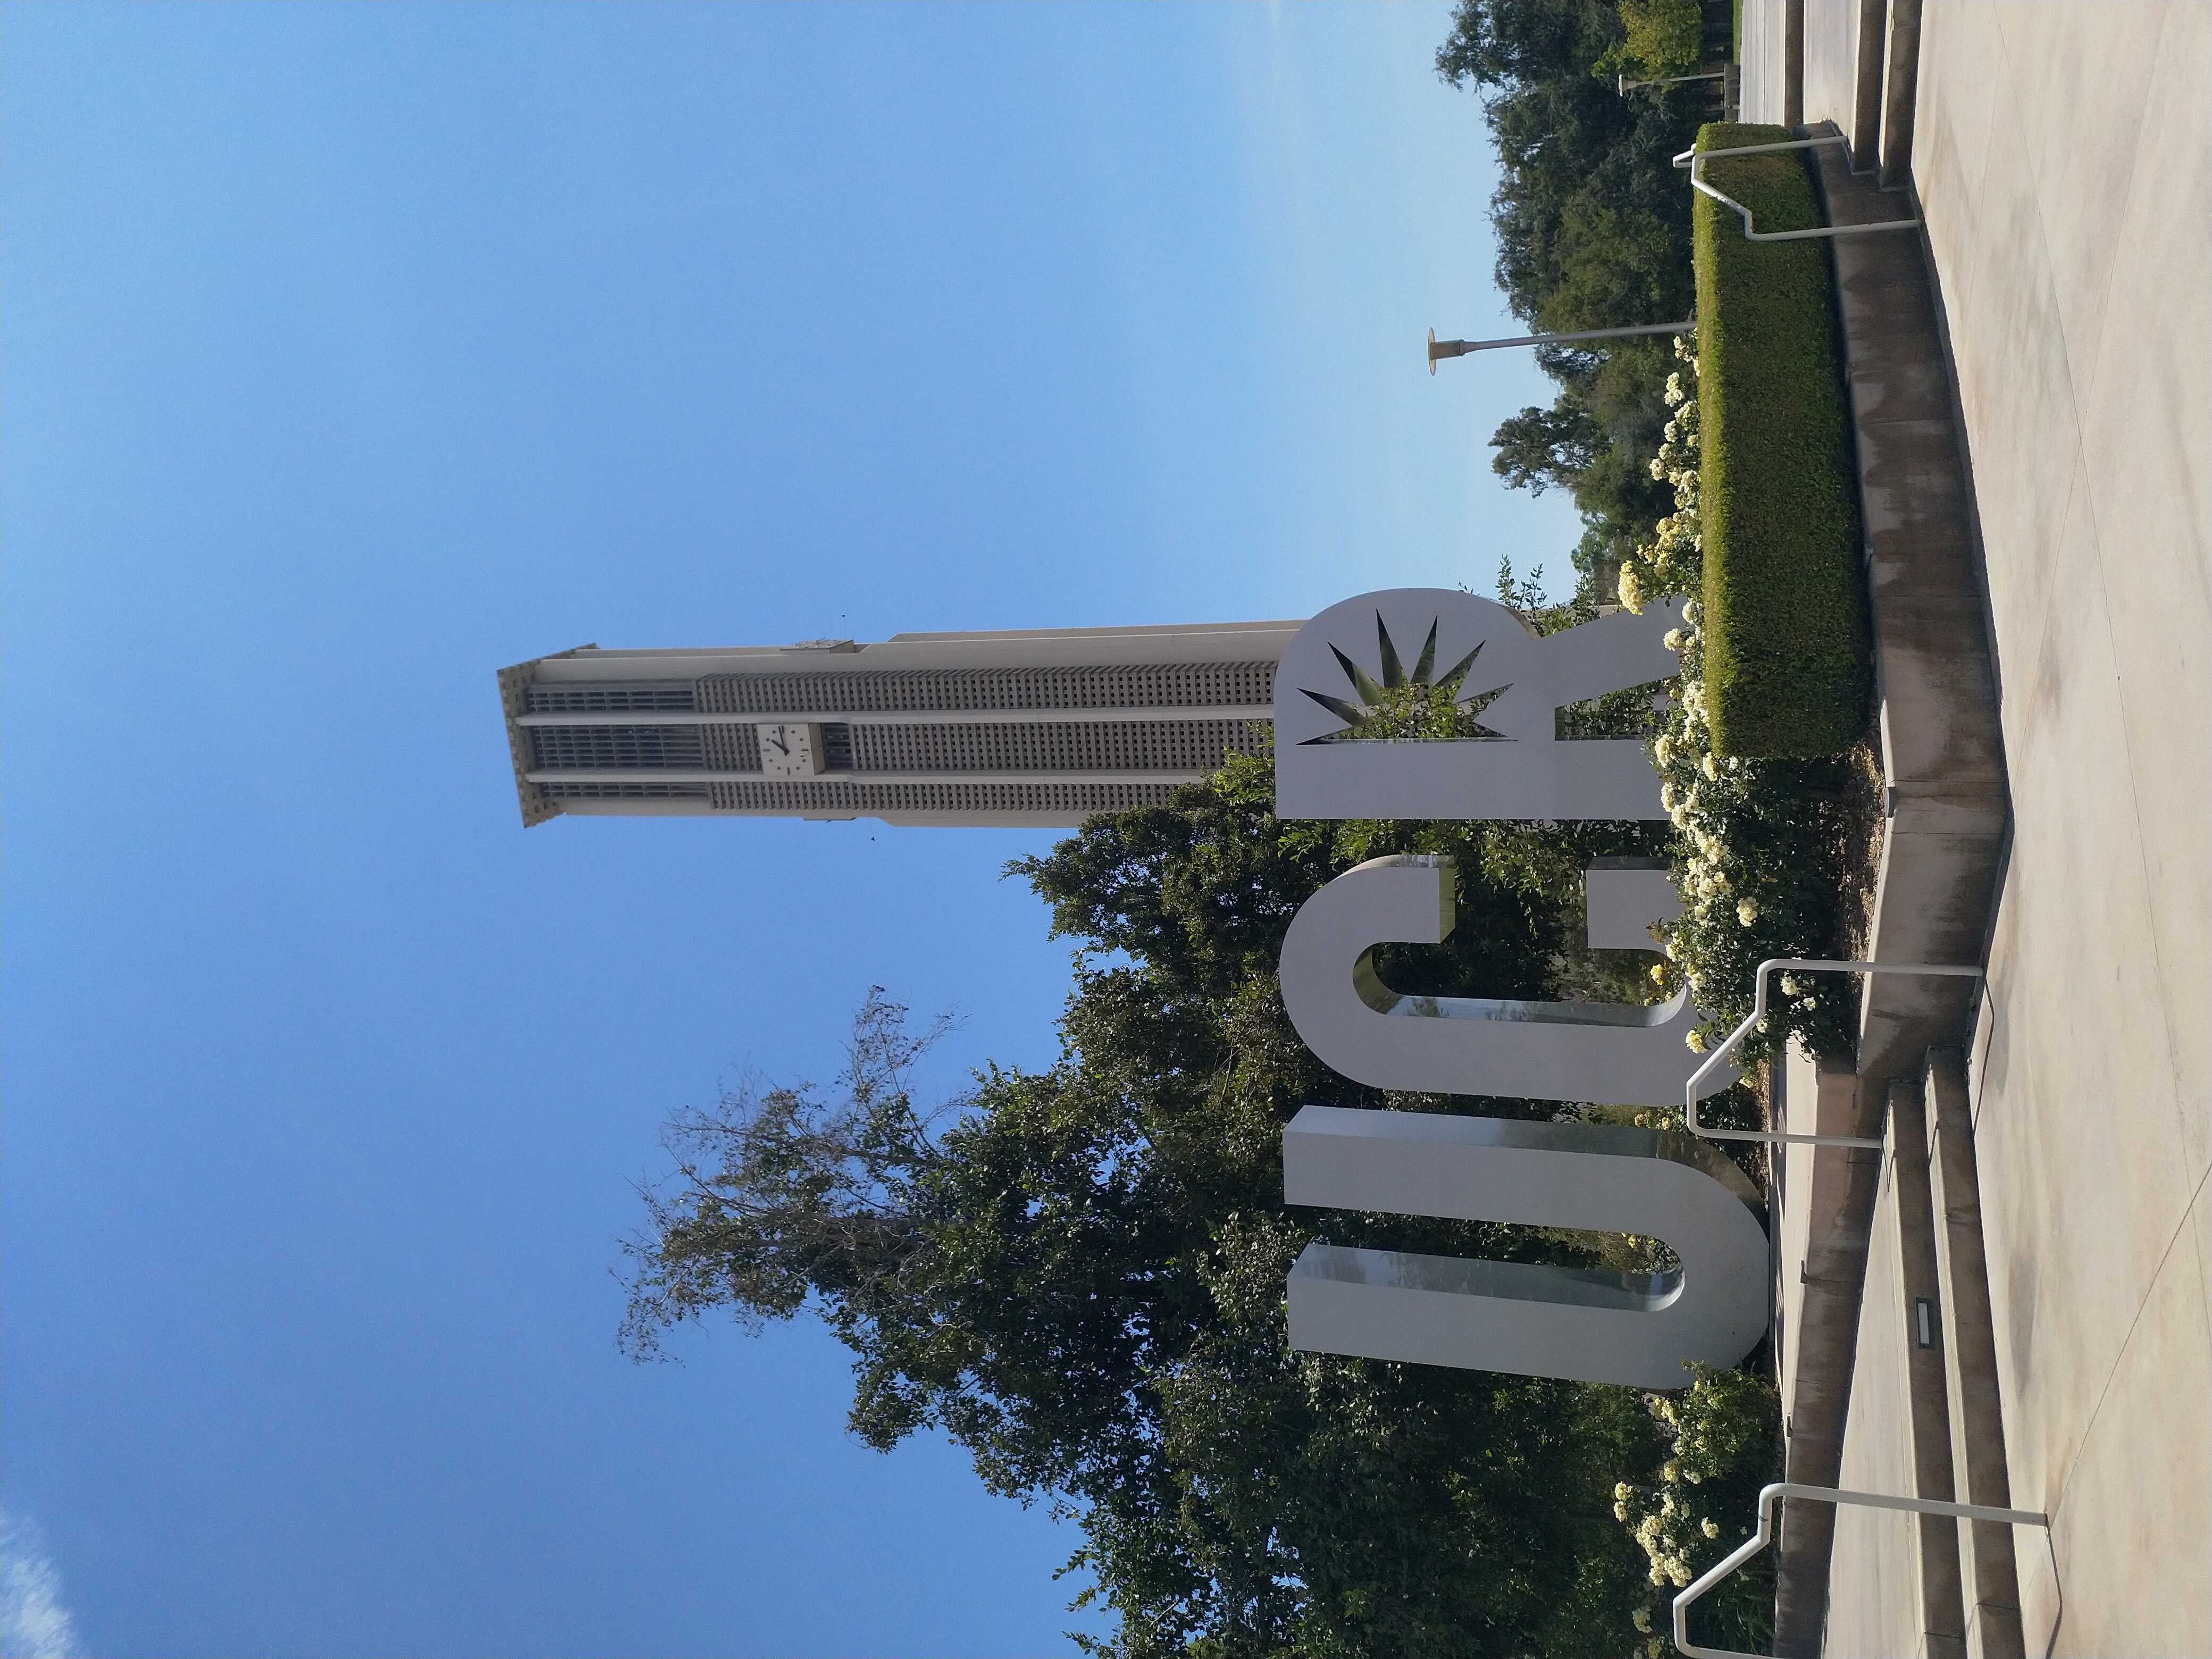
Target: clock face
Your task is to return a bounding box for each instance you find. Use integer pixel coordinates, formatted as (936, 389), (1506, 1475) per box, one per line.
(756, 721), (822, 778)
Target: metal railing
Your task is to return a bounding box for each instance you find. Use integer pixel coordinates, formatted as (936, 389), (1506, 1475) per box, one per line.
(1672, 135), (1920, 241)
(1685, 959), (1982, 1149)
(1671, 1480), (2047, 1659)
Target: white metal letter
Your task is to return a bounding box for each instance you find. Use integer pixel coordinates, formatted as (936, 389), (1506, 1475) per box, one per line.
(1272, 588), (1680, 822)
(1278, 854), (1733, 1107)
(1283, 1105), (1768, 1387)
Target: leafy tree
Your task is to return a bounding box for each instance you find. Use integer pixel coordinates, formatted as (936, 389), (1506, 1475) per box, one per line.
(1435, 0), (1720, 585)
(1592, 0), (1709, 83)
(624, 752), (1682, 1656)
(1489, 403), (1607, 497)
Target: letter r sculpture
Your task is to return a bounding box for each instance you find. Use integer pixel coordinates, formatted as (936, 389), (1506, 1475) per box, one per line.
(1272, 586), (1681, 822)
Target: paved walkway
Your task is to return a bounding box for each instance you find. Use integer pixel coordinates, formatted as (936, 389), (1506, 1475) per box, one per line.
(1746, 4), (2210, 1652)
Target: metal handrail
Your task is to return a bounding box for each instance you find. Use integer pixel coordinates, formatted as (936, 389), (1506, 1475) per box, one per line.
(1685, 959), (1982, 1148)
(1671, 135), (1920, 241)
(1671, 1480), (2047, 1658)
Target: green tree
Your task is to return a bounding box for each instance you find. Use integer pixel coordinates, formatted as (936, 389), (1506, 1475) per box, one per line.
(1436, 0), (1717, 585)
(1593, 0), (1709, 83)
(623, 754), (1677, 1656)
(1489, 402), (1607, 497)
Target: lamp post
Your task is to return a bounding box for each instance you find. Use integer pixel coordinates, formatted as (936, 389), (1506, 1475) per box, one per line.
(1617, 69), (1728, 93)
(1428, 323), (1693, 374)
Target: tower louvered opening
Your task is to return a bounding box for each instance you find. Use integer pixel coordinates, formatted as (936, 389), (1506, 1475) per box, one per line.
(851, 719), (1262, 774)
(694, 661), (1276, 715)
(525, 684), (696, 713)
(706, 778), (1189, 817)
(701, 723), (763, 772)
(539, 780), (712, 801)
(530, 725), (706, 769)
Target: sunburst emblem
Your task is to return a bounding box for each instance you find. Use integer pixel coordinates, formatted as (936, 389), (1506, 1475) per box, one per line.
(1298, 613), (1514, 743)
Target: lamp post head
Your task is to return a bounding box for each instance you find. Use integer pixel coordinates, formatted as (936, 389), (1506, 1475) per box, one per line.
(1428, 330), (1473, 372)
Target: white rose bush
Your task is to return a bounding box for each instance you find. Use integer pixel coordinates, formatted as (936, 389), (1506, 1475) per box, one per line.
(1596, 340), (1861, 1652)
(1612, 1362), (1782, 1651)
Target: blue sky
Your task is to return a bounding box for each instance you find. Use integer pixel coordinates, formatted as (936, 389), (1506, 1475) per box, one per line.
(1, 6), (1581, 1654)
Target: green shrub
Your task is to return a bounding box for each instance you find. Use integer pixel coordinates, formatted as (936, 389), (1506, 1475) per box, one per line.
(1619, 339), (1864, 1062)
(1692, 122), (1869, 757)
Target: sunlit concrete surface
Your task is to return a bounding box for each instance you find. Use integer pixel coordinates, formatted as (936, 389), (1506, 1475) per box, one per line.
(1828, 1146), (1924, 1659)
(1741, 1), (1791, 123)
(1742, 4), (2211, 1651)
(1922, 7), (2210, 1652)
(1800, 0), (1861, 130)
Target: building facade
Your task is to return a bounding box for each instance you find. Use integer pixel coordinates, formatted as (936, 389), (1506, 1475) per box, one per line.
(498, 621), (1298, 828)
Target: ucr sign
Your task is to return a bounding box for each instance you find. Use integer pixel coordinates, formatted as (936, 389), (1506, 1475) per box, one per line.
(1272, 589), (1767, 1388)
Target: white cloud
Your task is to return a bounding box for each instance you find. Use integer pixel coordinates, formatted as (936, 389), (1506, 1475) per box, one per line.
(0, 1511), (83, 1659)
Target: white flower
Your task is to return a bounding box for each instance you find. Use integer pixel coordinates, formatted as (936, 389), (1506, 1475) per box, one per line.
(1701, 753), (1720, 781)
(1663, 629), (1685, 652)
(1779, 974), (1802, 997)
(1615, 1500), (1630, 1522)
(1632, 1605), (1653, 1633)
(1702, 1518), (1722, 1539)
(1662, 1461), (1682, 1484)
(1660, 782), (1679, 811)
(1708, 868), (1730, 895)
(1685, 1028), (1708, 1053)
(1650, 963), (1670, 985)
(1619, 567), (1645, 611)
(1737, 898), (1761, 925)
(1682, 599), (1700, 626)
(1655, 734), (1677, 766)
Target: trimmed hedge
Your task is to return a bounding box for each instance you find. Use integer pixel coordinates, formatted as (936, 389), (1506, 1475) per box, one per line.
(1692, 122), (1870, 757)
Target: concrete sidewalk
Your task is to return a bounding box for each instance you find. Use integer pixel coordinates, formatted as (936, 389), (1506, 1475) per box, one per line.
(1744, 4), (2211, 1653)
